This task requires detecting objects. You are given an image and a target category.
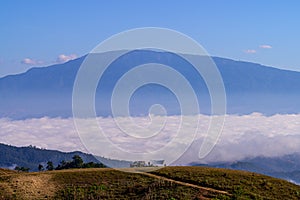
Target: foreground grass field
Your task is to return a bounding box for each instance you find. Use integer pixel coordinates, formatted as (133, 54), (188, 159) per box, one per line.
(151, 167), (300, 199)
(0, 167), (300, 199)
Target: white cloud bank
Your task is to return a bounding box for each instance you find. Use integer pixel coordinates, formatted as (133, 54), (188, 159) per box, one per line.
(0, 113), (300, 164)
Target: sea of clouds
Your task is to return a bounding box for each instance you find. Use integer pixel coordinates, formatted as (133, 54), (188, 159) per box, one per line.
(1, 113), (300, 164)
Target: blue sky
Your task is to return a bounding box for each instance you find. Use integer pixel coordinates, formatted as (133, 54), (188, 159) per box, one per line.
(1, 0), (300, 77)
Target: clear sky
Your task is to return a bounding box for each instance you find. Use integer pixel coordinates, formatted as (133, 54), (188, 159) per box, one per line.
(1, 0), (300, 77)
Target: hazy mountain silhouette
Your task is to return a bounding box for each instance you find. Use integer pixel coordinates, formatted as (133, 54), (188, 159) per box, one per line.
(0, 143), (131, 171)
(1, 50), (300, 119)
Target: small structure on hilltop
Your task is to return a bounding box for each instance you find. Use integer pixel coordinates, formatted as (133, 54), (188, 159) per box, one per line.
(130, 161), (146, 167)
(149, 160), (165, 167)
(130, 160), (165, 167)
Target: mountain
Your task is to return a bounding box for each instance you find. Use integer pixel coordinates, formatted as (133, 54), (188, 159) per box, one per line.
(191, 153), (300, 185)
(0, 143), (131, 171)
(1, 50), (300, 119)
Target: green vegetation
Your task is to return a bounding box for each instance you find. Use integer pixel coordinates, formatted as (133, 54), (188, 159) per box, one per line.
(14, 166), (30, 172)
(38, 164), (44, 171)
(0, 166), (299, 200)
(54, 155), (106, 170)
(46, 161), (54, 171)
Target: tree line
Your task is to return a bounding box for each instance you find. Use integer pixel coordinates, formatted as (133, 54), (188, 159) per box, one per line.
(15, 155), (106, 172)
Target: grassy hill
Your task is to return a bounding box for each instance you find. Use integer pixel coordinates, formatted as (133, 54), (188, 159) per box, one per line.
(1, 167), (300, 200)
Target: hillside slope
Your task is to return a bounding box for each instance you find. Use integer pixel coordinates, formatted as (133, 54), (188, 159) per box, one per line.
(192, 153), (300, 185)
(0, 167), (299, 200)
(2, 143), (299, 185)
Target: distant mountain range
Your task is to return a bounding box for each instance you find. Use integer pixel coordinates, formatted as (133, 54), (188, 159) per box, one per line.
(0, 143), (130, 171)
(1, 50), (300, 119)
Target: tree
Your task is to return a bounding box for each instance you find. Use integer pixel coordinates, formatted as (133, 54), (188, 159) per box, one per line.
(15, 166), (29, 172)
(83, 162), (106, 168)
(46, 161), (54, 171)
(20, 167), (30, 172)
(72, 155), (83, 168)
(55, 160), (68, 170)
(14, 166), (20, 171)
(60, 160), (66, 166)
(38, 164), (44, 171)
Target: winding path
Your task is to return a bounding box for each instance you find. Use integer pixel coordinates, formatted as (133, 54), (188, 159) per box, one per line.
(142, 172), (230, 196)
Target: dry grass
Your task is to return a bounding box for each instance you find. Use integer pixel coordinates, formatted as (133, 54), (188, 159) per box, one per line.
(51, 168), (217, 199)
(10, 174), (57, 199)
(0, 171), (57, 200)
(151, 166), (300, 200)
(0, 167), (300, 200)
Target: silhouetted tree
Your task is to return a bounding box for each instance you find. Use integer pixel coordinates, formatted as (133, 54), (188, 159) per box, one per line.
(72, 155), (83, 168)
(38, 164), (44, 171)
(83, 162), (106, 168)
(14, 166), (20, 171)
(46, 161), (54, 171)
(20, 167), (30, 172)
(15, 166), (29, 172)
(54, 155), (106, 170)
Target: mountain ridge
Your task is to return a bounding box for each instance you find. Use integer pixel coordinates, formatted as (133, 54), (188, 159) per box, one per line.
(1, 50), (300, 119)
(0, 143), (130, 171)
